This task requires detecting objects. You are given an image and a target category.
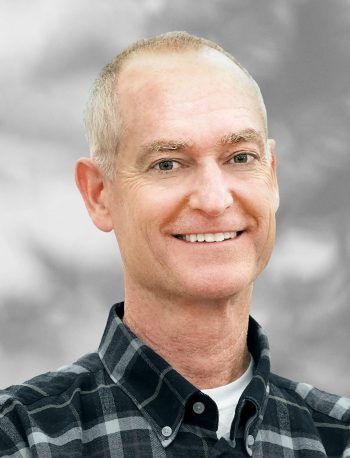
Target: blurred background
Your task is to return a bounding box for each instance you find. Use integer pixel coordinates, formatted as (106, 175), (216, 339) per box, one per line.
(0, 0), (349, 396)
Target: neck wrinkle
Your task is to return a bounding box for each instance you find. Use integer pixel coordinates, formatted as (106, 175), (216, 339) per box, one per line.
(123, 283), (252, 389)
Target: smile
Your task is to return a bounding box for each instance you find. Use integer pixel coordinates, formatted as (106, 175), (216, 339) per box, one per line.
(174, 231), (243, 243)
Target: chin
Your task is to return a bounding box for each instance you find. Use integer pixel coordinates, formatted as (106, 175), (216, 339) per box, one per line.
(178, 271), (254, 301)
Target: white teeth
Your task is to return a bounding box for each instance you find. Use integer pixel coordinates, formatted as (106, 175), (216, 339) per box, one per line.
(214, 233), (225, 242)
(204, 233), (215, 242)
(178, 231), (239, 243)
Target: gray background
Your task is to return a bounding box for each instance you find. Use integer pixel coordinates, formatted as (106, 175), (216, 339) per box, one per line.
(1, 0), (349, 396)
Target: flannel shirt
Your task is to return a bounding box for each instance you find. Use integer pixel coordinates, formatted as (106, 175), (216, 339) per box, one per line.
(0, 302), (349, 457)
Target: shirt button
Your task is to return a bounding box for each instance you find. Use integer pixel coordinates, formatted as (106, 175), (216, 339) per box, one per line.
(161, 426), (172, 437)
(193, 401), (205, 414)
(246, 434), (255, 456)
(247, 435), (254, 446)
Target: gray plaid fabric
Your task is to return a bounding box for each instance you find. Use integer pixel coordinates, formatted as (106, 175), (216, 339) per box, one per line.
(0, 302), (349, 457)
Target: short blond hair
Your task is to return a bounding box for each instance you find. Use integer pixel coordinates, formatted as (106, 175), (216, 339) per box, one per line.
(84, 31), (267, 179)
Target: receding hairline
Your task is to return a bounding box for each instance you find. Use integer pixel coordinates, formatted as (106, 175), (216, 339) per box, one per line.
(117, 47), (253, 92)
(106, 32), (257, 93)
(114, 38), (267, 128)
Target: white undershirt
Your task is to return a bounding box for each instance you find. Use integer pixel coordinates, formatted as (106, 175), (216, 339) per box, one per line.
(202, 356), (254, 439)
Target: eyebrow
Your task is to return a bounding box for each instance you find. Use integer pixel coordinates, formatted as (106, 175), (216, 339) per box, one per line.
(220, 128), (264, 149)
(140, 139), (191, 156)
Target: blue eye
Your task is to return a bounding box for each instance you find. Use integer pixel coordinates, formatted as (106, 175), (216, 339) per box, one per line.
(154, 160), (180, 171)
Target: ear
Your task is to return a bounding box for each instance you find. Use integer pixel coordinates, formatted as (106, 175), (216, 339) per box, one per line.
(75, 158), (113, 232)
(267, 139), (280, 211)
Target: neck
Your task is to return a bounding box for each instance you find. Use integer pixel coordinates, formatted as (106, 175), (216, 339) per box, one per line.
(123, 284), (252, 389)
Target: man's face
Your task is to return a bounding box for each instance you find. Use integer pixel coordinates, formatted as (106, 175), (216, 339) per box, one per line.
(104, 50), (279, 301)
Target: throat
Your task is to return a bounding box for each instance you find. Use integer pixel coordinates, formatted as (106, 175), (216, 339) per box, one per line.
(123, 296), (251, 389)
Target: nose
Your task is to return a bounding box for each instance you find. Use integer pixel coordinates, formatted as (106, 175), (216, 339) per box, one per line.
(188, 162), (234, 216)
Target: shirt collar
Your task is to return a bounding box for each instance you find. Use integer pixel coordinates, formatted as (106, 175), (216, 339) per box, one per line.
(98, 303), (270, 448)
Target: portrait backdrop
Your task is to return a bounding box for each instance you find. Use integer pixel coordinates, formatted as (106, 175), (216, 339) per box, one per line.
(0, 0), (349, 396)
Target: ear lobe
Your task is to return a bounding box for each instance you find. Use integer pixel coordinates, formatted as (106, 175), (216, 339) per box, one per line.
(75, 158), (113, 232)
(267, 139), (280, 211)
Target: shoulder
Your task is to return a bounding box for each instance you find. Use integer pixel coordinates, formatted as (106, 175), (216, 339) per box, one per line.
(269, 372), (350, 424)
(0, 352), (107, 455)
(0, 351), (105, 433)
(268, 372), (350, 455)
(0, 352), (102, 410)
(257, 373), (350, 455)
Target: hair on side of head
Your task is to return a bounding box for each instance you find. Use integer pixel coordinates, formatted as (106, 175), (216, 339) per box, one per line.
(84, 31), (268, 179)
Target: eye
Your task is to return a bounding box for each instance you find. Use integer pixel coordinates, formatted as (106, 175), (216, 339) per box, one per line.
(230, 152), (255, 164)
(153, 160), (181, 171)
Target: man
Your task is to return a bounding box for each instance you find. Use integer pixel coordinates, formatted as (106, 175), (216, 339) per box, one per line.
(0, 31), (349, 457)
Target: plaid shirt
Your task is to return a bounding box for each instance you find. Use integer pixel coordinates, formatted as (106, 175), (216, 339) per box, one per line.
(0, 303), (349, 457)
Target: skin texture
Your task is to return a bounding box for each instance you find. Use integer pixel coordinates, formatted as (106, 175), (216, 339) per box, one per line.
(76, 48), (279, 389)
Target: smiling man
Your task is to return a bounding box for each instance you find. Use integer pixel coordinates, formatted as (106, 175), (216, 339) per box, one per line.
(0, 32), (349, 457)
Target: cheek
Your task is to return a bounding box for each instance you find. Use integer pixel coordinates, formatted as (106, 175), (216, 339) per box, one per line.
(236, 177), (276, 219)
(137, 181), (186, 221)
(113, 187), (174, 249)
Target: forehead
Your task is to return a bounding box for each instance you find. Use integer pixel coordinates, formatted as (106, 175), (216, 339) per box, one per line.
(116, 49), (265, 147)
(118, 48), (253, 97)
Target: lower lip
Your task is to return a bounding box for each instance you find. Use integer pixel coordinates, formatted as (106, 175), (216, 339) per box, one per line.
(173, 232), (244, 244)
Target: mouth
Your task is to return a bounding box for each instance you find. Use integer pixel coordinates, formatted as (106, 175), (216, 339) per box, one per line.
(173, 231), (244, 243)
